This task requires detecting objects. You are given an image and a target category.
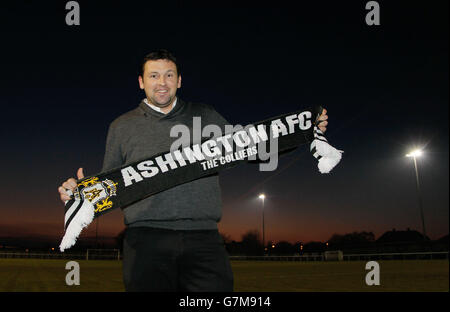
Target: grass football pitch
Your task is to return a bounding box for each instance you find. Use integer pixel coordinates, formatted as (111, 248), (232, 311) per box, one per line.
(0, 259), (447, 292)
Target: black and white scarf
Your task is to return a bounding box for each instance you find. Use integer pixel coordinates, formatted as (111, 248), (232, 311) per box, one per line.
(60, 106), (343, 251)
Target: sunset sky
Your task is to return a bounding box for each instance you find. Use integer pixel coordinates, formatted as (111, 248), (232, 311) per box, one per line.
(0, 1), (448, 244)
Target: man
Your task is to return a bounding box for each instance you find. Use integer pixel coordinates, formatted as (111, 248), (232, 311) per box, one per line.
(58, 49), (328, 291)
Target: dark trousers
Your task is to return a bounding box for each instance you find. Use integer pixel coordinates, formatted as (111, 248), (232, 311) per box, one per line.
(122, 226), (234, 292)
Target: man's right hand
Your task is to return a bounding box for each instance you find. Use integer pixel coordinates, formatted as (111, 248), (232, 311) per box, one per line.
(58, 167), (85, 203)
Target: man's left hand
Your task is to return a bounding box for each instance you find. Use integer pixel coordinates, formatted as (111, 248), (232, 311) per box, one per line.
(317, 108), (328, 133)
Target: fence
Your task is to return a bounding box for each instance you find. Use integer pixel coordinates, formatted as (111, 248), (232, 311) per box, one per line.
(0, 251), (448, 261)
(230, 251), (449, 261)
(230, 255), (324, 261)
(0, 252), (87, 260)
(0, 249), (121, 261)
(343, 251), (449, 261)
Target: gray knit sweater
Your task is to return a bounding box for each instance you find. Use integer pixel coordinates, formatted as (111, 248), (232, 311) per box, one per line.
(102, 98), (229, 230)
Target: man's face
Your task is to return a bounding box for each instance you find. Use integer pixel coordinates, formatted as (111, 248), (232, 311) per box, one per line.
(138, 59), (181, 109)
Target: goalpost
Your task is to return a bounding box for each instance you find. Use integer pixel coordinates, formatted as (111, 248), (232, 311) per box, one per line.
(86, 249), (121, 261)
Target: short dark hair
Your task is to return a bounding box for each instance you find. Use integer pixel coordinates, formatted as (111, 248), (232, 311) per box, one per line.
(139, 49), (180, 77)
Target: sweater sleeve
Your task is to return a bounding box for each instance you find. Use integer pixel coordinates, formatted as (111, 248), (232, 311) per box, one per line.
(101, 122), (124, 172)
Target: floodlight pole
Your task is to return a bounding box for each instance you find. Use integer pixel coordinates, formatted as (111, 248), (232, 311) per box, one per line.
(258, 194), (266, 254)
(262, 196), (265, 254)
(412, 156), (427, 240)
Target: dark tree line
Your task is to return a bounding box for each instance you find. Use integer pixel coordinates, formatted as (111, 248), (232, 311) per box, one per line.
(219, 229), (448, 256)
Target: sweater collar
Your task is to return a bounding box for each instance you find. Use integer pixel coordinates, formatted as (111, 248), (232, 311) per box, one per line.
(144, 97), (177, 114)
(139, 97), (185, 119)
